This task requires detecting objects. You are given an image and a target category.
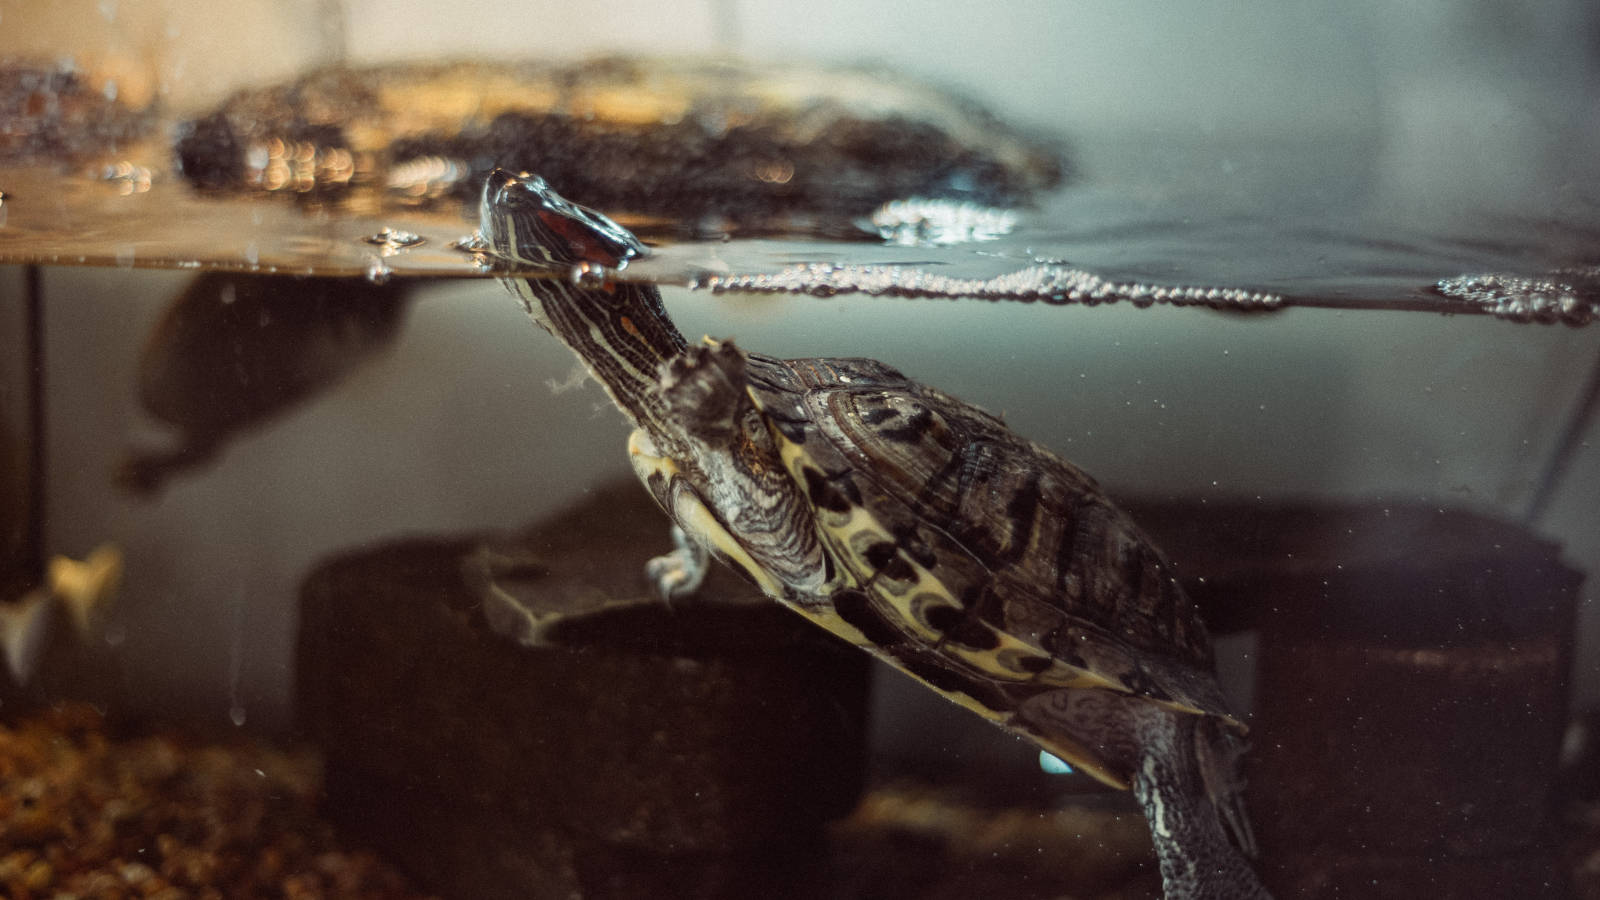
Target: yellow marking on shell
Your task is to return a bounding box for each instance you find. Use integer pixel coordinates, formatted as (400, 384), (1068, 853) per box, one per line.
(761, 406), (1221, 724)
(749, 398), (1141, 790)
(780, 600), (1131, 791)
(838, 507), (1123, 688)
(762, 404), (1119, 684)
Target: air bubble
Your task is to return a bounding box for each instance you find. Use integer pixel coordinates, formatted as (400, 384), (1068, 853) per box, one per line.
(363, 228), (426, 255)
(449, 233), (490, 253)
(695, 261), (1285, 311)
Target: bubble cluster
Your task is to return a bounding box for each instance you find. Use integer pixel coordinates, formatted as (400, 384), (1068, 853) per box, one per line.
(691, 262), (1285, 311)
(1433, 268), (1600, 326)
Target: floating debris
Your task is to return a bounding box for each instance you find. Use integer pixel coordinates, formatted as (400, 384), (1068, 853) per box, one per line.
(691, 261), (1285, 311)
(1433, 267), (1600, 326)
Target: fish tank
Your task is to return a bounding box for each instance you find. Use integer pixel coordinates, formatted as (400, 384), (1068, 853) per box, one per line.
(2, 2), (1597, 898)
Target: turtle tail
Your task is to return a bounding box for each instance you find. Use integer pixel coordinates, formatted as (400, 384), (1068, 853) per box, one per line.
(1131, 709), (1272, 900)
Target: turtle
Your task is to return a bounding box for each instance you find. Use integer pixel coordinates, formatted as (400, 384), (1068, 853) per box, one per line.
(479, 168), (1272, 900)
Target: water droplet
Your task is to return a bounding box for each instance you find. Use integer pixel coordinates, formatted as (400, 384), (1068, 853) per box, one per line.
(449, 233), (490, 253)
(570, 261), (609, 287)
(228, 704), (247, 727)
(365, 257), (392, 284)
(363, 227), (425, 255)
(243, 243), (259, 265)
(115, 245), (135, 268)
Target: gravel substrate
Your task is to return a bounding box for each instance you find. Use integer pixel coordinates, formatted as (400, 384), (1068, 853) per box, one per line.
(0, 703), (435, 900)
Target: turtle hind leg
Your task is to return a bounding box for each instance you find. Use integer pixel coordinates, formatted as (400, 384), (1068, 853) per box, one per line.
(1131, 708), (1272, 900)
(1013, 689), (1270, 899)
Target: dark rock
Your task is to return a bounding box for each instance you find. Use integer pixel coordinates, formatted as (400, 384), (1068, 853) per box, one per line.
(1130, 499), (1581, 898)
(296, 481), (870, 899)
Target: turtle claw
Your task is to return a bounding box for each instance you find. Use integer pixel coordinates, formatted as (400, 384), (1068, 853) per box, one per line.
(645, 525), (710, 603)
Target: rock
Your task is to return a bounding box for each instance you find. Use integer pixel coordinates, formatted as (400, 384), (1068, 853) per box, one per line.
(1130, 499), (1581, 898)
(297, 480), (871, 899)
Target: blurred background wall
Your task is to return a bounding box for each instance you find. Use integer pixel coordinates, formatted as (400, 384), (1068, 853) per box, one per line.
(2, 1), (1597, 737)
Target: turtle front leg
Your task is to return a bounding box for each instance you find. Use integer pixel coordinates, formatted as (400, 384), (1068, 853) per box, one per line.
(646, 524), (710, 602)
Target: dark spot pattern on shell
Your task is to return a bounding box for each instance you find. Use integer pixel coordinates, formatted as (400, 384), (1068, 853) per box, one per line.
(802, 466), (853, 515)
(945, 619), (1001, 651)
(863, 541), (916, 583)
(896, 655), (1011, 713)
(1015, 654), (1054, 674)
(922, 603), (964, 633)
(745, 352), (1228, 720)
(891, 520), (939, 569)
(832, 588), (906, 648)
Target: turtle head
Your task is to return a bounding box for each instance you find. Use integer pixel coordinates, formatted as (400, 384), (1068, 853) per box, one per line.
(480, 168), (647, 269)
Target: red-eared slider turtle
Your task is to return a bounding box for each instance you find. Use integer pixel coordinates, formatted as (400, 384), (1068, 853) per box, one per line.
(480, 169), (1271, 900)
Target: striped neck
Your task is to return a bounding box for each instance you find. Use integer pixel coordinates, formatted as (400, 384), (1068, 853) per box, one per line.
(500, 272), (689, 438)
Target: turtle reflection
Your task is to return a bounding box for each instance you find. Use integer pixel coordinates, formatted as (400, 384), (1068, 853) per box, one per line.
(120, 273), (410, 494)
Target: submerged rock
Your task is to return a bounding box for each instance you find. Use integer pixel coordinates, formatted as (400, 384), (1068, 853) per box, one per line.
(175, 58), (1067, 234)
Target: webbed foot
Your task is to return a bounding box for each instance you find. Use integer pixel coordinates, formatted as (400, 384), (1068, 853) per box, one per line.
(645, 525), (710, 603)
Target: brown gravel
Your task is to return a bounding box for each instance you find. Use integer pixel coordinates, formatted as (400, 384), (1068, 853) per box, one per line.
(0, 703), (436, 900)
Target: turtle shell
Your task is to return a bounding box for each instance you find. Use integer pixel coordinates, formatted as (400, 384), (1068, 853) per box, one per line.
(742, 351), (1238, 780)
